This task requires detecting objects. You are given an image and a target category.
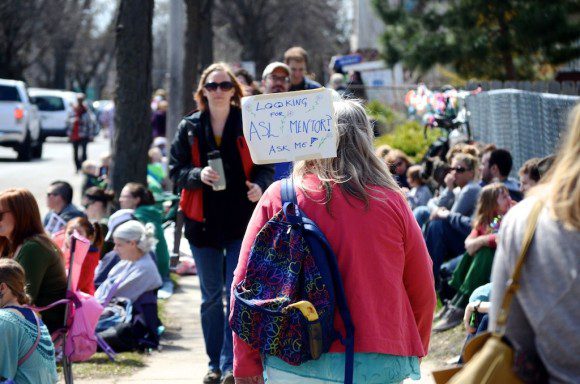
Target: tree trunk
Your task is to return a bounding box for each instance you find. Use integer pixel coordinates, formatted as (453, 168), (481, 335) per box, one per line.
(199, 0), (214, 70)
(497, 4), (516, 80)
(111, 0), (154, 197)
(182, 0), (202, 114)
(52, 44), (70, 90)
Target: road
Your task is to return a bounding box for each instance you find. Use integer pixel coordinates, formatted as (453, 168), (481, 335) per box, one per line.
(0, 135), (110, 216)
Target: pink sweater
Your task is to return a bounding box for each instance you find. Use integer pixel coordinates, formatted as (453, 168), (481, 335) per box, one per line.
(231, 177), (437, 377)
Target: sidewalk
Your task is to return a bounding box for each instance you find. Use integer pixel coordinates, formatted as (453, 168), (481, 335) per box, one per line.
(73, 274), (435, 383)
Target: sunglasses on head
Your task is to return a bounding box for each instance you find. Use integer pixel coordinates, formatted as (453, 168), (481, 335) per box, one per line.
(452, 166), (468, 174)
(204, 81), (234, 92)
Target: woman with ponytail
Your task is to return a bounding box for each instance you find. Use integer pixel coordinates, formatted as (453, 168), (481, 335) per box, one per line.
(0, 258), (58, 384)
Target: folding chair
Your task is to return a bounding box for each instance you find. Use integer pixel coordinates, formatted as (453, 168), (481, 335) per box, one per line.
(37, 233), (91, 384)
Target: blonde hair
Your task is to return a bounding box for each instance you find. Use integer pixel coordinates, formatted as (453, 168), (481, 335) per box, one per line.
(532, 103), (580, 230)
(292, 100), (401, 208)
(194, 62), (244, 112)
(473, 183), (509, 230)
(374, 144), (392, 160)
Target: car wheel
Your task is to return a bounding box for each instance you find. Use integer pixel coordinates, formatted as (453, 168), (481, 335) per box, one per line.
(32, 138), (43, 159)
(17, 131), (33, 161)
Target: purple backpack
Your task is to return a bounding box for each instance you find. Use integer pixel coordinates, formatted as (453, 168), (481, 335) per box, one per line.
(230, 178), (354, 384)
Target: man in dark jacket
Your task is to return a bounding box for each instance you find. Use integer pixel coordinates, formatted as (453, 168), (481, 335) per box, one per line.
(284, 46), (322, 92)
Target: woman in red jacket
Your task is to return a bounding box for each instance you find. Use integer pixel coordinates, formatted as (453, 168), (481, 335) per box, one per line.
(231, 100), (436, 383)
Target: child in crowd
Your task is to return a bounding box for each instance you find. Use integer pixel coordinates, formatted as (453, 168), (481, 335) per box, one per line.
(147, 147), (167, 189)
(81, 160), (102, 194)
(433, 183), (513, 332)
(54, 217), (103, 295)
(406, 165), (433, 209)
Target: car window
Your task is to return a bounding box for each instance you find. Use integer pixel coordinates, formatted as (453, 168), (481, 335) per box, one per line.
(0, 85), (22, 101)
(32, 95), (65, 111)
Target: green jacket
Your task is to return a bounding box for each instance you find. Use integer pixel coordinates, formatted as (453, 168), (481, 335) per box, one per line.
(135, 205), (170, 279)
(15, 238), (67, 333)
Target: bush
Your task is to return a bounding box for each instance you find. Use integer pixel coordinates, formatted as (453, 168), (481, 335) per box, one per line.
(365, 100), (405, 135)
(374, 120), (442, 163)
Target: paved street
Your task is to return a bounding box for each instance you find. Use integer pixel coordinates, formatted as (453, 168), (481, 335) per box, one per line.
(0, 135), (110, 216)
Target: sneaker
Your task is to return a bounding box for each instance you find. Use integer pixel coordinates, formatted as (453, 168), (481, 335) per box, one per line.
(203, 369), (221, 384)
(221, 370), (234, 384)
(433, 306), (464, 332)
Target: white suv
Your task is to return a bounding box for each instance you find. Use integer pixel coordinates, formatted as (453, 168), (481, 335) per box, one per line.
(0, 79), (43, 161)
(29, 88), (78, 138)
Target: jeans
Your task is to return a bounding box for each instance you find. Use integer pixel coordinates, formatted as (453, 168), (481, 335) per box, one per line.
(424, 219), (468, 288)
(413, 206), (431, 229)
(190, 239), (242, 373)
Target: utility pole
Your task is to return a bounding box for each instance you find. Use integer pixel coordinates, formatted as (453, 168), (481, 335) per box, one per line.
(166, 0), (185, 144)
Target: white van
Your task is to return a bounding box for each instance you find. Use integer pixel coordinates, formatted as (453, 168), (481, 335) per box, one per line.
(29, 88), (78, 138)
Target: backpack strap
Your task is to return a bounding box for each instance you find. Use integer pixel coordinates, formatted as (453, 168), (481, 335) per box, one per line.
(282, 177), (355, 384)
(18, 311), (41, 366)
(304, 216), (355, 384)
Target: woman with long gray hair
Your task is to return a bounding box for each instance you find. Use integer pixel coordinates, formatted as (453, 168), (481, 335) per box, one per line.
(231, 100), (436, 383)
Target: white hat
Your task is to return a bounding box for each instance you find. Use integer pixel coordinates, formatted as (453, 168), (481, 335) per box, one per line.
(105, 209), (137, 241)
(262, 62), (291, 80)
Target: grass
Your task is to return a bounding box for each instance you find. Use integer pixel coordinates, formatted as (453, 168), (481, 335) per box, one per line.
(58, 352), (146, 379)
(57, 273), (181, 380)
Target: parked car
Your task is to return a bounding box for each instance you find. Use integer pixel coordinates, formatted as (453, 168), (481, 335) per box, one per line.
(29, 88), (79, 138)
(0, 79), (43, 160)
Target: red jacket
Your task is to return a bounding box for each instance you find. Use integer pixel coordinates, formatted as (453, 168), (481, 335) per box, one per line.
(231, 176), (437, 377)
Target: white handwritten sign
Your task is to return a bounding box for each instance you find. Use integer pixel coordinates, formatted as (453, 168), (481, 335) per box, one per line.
(241, 88), (337, 164)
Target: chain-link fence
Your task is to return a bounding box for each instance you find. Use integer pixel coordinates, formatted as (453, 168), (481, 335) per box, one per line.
(466, 90), (579, 175)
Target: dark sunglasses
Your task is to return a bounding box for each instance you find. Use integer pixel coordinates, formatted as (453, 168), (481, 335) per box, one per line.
(47, 192), (59, 197)
(452, 166), (468, 174)
(0, 210), (10, 221)
(204, 81), (234, 92)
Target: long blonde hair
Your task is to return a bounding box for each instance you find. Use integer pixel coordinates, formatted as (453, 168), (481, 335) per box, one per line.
(473, 183), (509, 231)
(292, 100), (401, 208)
(532, 103), (580, 230)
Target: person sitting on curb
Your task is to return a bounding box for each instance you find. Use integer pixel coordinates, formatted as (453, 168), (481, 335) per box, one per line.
(43, 180), (85, 234)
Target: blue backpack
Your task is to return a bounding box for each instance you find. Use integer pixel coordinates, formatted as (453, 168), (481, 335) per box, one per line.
(230, 178), (354, 384)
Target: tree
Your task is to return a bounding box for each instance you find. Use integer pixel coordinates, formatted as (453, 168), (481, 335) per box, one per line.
(0, 1), (45, 80)
(215, 0), (349, 80)
(181, 0), (214, 113)
(372, 0), (580, 80)
(111, 0), (154, 195)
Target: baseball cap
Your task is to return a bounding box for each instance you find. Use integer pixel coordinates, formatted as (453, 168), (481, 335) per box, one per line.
(262, 62), (291, 80)
(105, 209), (137, 241)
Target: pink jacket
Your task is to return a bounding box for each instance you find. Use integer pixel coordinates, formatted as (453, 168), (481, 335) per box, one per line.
(231, 176), (436, 377)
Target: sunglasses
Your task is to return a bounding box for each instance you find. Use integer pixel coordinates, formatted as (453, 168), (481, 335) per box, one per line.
(0, 210), (9, 221)
(204, 81), (234, 92)
(47, 192), (59, 197)
(268, 75), (290, 83)
(451, 166), (468, 174)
